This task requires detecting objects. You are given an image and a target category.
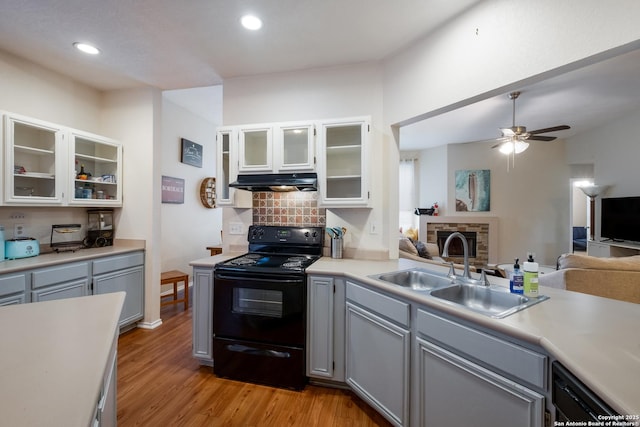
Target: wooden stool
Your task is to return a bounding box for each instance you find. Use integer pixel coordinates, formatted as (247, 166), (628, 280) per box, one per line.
(160, 270), (189, 310)
(206, 246), (222, 256)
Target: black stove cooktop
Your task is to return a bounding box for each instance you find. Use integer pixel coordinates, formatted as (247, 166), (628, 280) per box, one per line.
(218, 253), (320, 272)
(215, 225), (324, 274)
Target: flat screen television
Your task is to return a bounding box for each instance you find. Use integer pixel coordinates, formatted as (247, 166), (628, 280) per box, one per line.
(600, 196), (640, 243)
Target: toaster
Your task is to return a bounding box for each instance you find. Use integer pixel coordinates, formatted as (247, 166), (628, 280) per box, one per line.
(5, 237), (40, 259)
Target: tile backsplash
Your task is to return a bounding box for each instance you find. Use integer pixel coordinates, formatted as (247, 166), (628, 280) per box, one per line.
(252, 192), (326, 227)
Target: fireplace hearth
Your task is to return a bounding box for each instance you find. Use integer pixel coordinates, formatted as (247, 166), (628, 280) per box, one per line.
(423, 217), (496, 267)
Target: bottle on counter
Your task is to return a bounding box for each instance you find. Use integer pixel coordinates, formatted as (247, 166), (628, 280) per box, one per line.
(523, 253), (539, 297)
(510, 258), (524, 294)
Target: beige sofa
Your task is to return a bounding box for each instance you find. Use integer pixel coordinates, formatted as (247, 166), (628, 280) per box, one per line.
(399, 236), (477, 272)
(539, 253), (640, 304)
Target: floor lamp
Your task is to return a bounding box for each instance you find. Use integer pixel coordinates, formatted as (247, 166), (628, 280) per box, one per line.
(579, 184), (608, 241)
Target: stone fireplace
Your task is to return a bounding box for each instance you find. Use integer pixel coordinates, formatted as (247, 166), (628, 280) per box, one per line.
(420, 216), (498, 268)
(436, 231), (477, 258)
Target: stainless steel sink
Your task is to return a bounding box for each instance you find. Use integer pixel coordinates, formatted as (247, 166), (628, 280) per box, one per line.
(430, 283), (549, 318)
(373, 268), (455, 291)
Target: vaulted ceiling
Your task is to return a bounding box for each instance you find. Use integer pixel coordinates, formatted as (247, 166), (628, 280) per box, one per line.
(2, 1), (640, 149)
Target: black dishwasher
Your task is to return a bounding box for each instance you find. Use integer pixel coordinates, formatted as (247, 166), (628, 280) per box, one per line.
(552, 361), (618, 422)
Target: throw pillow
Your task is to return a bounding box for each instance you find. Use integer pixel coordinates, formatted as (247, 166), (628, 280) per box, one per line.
(399, 236), (419, 255)
(413, 240), (432, 259)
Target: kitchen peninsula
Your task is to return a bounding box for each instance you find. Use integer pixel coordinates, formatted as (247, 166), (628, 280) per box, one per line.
(0, 292), (124, 427)
(191, 254), (640, 426)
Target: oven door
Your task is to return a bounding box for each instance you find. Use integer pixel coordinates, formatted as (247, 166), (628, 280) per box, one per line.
(213, 270), (306, 347)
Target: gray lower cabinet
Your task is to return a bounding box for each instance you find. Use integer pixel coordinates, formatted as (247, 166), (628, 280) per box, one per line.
(93, 331), (118, 427)
(31, 262), (90, 303)
(307, 275), (346, 382)
(0, 272), (27, 306)
(416, 338), (544, 427)
(192, 267), (214, 365)
(415, 309), (546, 427)
(345, 281), (410, 427)
(92, 252), (145, 328)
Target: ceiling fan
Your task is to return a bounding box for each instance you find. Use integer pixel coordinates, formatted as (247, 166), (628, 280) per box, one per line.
(491, 91), (570, 155)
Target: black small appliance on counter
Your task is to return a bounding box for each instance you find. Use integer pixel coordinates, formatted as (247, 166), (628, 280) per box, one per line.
(84, 209), (115, 248)
(213, 225), (323, 390)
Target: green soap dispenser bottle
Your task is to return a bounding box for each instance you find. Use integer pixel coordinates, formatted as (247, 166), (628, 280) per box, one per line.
(523, 253), (539, 297)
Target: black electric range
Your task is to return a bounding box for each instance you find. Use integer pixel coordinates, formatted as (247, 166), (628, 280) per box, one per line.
(212, 225), (323, 390)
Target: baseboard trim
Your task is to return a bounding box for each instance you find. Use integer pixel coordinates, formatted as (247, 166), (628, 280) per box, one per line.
(137, 318), (163, 330)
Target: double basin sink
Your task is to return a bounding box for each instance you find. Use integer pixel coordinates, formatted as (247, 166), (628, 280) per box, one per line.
(372, 268), (549, 318)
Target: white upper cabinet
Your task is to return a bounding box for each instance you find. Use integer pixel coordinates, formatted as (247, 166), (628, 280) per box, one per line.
(238, 124), (273, 173)
(275, 122), (315, 172)
(216, 127), (251, 208)
(2, 111), (123, 207)
(237, 121), (316, 174)
(317, 117), (370, 207)
(68, 130), (122, 206)
(3, 113), (65, 204)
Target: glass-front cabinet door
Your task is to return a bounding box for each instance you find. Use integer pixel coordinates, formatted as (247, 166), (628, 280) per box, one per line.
(69, 130), (122, 206)
(238, 125), (273, 173)
(216, 127), (233, 205)
(216, 127), (251, 208)
(276, 123), (315, 171)
(3, 113), (64, 204)
(318, 117), (370, 207)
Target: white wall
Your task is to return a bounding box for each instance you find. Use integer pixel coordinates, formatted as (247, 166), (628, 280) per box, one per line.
(223, 63), (389, 258)
(101, 87), (162, 327)
(0, 50), (102, 131)
(160, 96), (222, 277)
(415, 139), (570, 266)
(566, 107), (640, 239)
(383, 0), (640, 128)
(418, 145), (448, 216)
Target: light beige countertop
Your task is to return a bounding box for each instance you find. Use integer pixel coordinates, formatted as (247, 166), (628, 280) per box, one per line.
(0, 292), (125, 427)
(307, 257), (640, 416)
(0, 239), (145, 274)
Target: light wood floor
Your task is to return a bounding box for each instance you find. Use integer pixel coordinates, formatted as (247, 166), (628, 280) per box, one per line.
(117, 292), (392, 426)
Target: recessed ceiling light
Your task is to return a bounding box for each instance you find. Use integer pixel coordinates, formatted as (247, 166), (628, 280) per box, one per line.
(73, 42), (100, 55)
(241, 15), (262, 30)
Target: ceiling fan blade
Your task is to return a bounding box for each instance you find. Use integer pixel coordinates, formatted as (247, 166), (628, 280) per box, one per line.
(528, 135), (557, 142)
(528, 125), (570, 135)
(490, 137), (511, 148)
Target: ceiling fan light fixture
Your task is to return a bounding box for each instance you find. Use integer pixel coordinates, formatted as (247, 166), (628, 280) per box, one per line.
(499, 139), (529, 155)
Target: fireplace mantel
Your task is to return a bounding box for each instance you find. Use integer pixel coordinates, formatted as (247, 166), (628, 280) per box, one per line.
(419, 216), (498, 264)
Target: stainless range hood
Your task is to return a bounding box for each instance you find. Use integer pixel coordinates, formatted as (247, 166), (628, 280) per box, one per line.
(229, 173), (318, 192)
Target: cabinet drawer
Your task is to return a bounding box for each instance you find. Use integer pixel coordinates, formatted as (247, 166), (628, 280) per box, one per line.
(92, 251), (144, 275)
(0, 273), (27, 297)
(417, 309), (546, 388)
(31, 262), (89, 289)
(346, 281), (410, 327)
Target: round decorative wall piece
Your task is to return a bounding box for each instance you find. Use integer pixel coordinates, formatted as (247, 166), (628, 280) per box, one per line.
(199, 177), (216, 208)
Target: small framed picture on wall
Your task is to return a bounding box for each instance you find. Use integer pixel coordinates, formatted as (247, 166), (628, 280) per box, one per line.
(162, 175), (185, 204)
(181, 138), (203, 168)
